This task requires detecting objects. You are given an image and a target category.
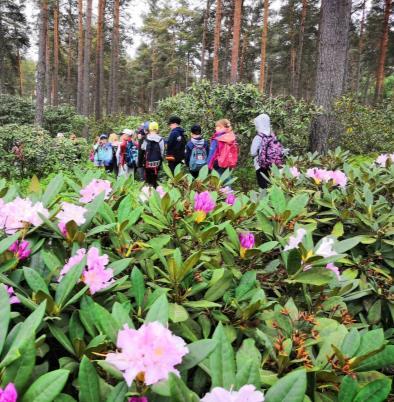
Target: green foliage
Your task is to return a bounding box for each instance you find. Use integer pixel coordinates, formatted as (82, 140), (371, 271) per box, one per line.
(43, 105), (88, 137)
(0, 95), (35, 125)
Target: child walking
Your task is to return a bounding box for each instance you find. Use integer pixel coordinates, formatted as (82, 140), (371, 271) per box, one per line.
(185, 124), (209, 178)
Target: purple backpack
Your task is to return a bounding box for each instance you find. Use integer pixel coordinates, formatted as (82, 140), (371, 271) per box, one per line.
(257, 133), (284, 169)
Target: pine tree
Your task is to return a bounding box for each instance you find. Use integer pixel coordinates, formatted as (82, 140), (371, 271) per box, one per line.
(52, 0), (59, 106)
(76, 0), (84, 113)
(213, 0), (222, 83)
(259, 0), (269, 93)
(95, 0), (105, 119)
(230, 0), (243, 83)
(81, 0), (92, 116)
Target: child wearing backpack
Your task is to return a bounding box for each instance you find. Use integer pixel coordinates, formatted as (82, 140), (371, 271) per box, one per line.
(251, 113), (284, 189)
(166, 116), (187, 174)
(141, 122), (165, 188)
(94, 134), (113, 172)
(207, 119), (239, 175)
(118, 129), (138, 177)
(185, 124), (209, 178)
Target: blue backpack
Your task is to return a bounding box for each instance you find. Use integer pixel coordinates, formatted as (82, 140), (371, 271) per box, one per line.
(189, 144), (207, 172)
(125, 141), (138, 168)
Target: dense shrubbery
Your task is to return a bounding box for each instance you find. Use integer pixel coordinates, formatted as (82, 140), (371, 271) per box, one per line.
(0, 124), (90, 179)
(0, 150), (393, 401)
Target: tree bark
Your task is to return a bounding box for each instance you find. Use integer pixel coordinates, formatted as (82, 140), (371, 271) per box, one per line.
(354, 0), (366, 95)
(212, 0), (222, 83)
(77, 0), (84, 113)
(95, 0), (105, 120)
(295, 0), (308, 98)
(81, 0), (92, 116)
(45, 19), (52, 106)
(149, 46), (157, 112)
(35, 0), (48, 126)
(309, 0), (352, 153)
(374, 0), (392, 102)
(289, 0), (297, 95)
(239, 28), (248, 82)
(259, 0), (269, 93)
(230, 0), (243, 83)
(66, 0), (73, 103)
(109, 0), (120, 114)
(17, 48), (23, 96)
(52, 0), (59, 106)
(200, 0), (211, 80)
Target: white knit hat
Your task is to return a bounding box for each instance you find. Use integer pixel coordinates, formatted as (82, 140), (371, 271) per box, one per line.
(122, 128), (133, 136)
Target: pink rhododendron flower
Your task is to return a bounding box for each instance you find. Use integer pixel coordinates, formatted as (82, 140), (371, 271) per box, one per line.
(201, 385), (265, 402)
(106, 322), (188, 386)
(57, 202), (87, 230)
(79, 179), (112, 203)
(194, 191), (216, 213)
(156, 186), (166, 198)
(0, 197), (49, 234)
(315, 237), (337, 258)
(129, 398), (148, 402)
(0, 383), (18, 402)
(326, 263), (340, 279)
(306, 168), (347, 188)
(8, 240), (31, 260)
(376, 153), (394, 167)
(330, 170), (347, 188)
(284, 228), (307, 251)
(58, 248), (86, 280)
(83, 265), (114, 294)
(239, 232), (255, 249)
(289, 166), (300, 178)
(225, 193), (236, 205)
(220, 186), (233, 196)
(6, 286), (19, 305)
(139, 186), (151, 202)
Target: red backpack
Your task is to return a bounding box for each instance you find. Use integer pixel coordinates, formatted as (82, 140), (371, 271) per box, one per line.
(216, 137), (239, 169)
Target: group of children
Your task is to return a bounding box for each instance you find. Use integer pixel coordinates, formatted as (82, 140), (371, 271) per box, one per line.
(92, 113), (284, 190)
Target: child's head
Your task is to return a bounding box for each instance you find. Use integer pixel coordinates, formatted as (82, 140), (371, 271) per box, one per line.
(168, 116), (181, 129)
(190, 124), (202, 137)
(108, 133), (119, 143)
(149, 122), (159, 133)
(215, 119), (232, 133)
(99, 134), (108, 144)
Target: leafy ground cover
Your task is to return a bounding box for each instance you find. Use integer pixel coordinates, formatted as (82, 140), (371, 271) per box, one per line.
(0, 150), (393, 401)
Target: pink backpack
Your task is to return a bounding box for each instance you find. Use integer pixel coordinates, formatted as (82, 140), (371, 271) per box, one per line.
(217, 140), (239, 169)
(257, 133), (284, 169)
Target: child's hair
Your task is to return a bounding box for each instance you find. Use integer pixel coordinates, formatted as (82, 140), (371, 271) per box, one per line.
(149, 121), (159, 132)
(191, 124), (202, 135)
(108, 133), (119, 143)
(216, 119), (232, 129)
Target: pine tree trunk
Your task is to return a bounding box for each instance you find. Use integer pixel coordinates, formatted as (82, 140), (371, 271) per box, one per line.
(52, 0), (59, 106)
(212, 0), (222, 83)
(222, 1), (234, 83)
(77, 0), (84, 113)
(239, 28), (248, 82)
(309, 0), (352, 153)
(374, 0), (392, 102)
(230, 0), (242, 83)
(67, 0), (73, 103)
(149, 46), (157, 112)
(289, 0), (297, 95)
(95, 0), (105, 120)
(295, 0), (308, 98)
(109, 0), (120, 114)
(354, 0), (366, 95)
(17, 48), (23, 96)
(45, 21), (52, 106)
(200, 0), (211, 80)
(81, 0), (92, 116)
(35, 0), (48, 126)
(259, 0), (269, 93)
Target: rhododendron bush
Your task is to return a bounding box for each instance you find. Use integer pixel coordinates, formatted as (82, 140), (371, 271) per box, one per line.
(0, 150), (393, 401)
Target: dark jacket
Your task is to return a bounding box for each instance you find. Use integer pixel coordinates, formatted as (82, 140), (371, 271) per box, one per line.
(185, 137), (209, 167)
(167, 126), (186, 162)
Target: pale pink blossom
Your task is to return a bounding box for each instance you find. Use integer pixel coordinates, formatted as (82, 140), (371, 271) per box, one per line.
(201, 385), (265, 402)
(9, 240), (31, 260)
(6, 286), (19, 305)
(306, 168), (347, 188)
(289, 166), (300, 178)
(376, 154), (394, 167)
(315, 237), (337, 258)
(58, 248), (86, 280)
(57, 202), (87, 227)
(326, 263), (340, 279)
(284, 228), (307, 251)
(83, 265), (114, 294)
(330, 170), (347, 188)
(220, 187), (233, 197)
(156, 186), (166, 198)
(79, 179), (112, 203)
(106, 322), (188, 386)
(0, 383), (18, 402)
(140, 186), (152, 202)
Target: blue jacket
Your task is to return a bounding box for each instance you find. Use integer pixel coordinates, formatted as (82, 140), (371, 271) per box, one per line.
(167, 126), (186, 162)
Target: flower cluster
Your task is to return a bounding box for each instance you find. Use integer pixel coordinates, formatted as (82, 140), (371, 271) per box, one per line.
(57, 202), (87, 236)
(6, 286), (19, 305)
(376, 153), (394, 167)
(106, 322), (188, 386)
(221, 187), (236, 205)
(306, 168), (347, 188)
(201, 385), (265, 402)
(0, 383), (17, 402)
(59, 247), (113, 294)
(9, 240), (31, 261)
(0, 197), (49, 234)
(79, 179), (112, 203)
(139, 186), (166, 202)
(284, 228), (307, 251)
(194, 191), (216, 223)
(239, 232), (255, 258)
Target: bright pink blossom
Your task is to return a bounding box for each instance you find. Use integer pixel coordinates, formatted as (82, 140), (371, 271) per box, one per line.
(326, 263), (340, 279)
(239, 232), (255, 249)
(201, 385), (265, 402)
(6, 286), (19, 305)
(0, 383), (18, 402)
(284, 228), (307, 251)
(129, 398), (148, 402)
(79, 179), (112, 203)
(289, 166), (300, 178)
(106, 322), (188, 386)
(8, 240), (31, 260)
(225, 193), (236, 205)
(194, 191), (216, 213)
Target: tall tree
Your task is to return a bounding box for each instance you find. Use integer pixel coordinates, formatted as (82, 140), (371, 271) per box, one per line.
(259, 0), (269, 93)
(295, 0), (308, 97)
(52, 0), (59, 106)
(213, 0), (222, 83)
(200, 0), (211, 80)
(310, 0), (352, 153)
(45, 13), (52, 105)
(66, 0), (73, 103)
(76, 0), (84, 113)
(35, 0), (48, 125)
(94, 0), (105, 119)
(289, 0), (297, 94)
(230, 0), (243, 83)
(16, 47), (23, 96)
(81, 0), (92, 116)
(108, 0), (120, 114)
(374, 0), (392, 101)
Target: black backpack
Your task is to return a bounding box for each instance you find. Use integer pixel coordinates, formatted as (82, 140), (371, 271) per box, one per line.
(145, 139), (163, 170)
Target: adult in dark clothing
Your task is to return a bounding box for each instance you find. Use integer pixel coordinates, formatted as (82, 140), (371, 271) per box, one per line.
(166, 116), (186, 174)
(185, 125), (209, 178)
(137, 126), (147, 181)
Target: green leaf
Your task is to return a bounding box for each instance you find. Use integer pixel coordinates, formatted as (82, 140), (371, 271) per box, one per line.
(270, 186), (286, 214)
(169, 303), (189, 323)
(335, 236), (362, 254)
(0, 232), (20, 254)
(79, 356), (100, 402)
(145, 294), (168, 324)
(105, 382), (128, 402)
(0, 284), (10, 356)
(286, 249), (302, 275)
(355, 328), (384, 356)
(131, 267), (145, 307)
(91, 302), (118, 343)
(353, 378), (391, 402)
(210, 323), (236, 388)
(338, 375), (358, 402)
(235, 358), (261, 390)
(109, 258), (132, 275)
(367, 300), (382, 325)
(332, 222), (344, 238)
(205, 270), (232, 301)
(54, 394), (77, 402)
(180, 339), (217, 370)
(48, 324), (75, 356)
(80, 192), (106, 230)
(341, 328), (360, 358)
(111, 302), (134, 330)
(42, 174), (64, 207)
(168, 373), (199, 402)
(259, 241), (279, 253)
(21, 369), (69, 402)
(183, 300), (221, 309)
(355, 346), (394, 371)
(24, 268), (49, 295)
(265, 370), (307, 402)
(289, 267), (334, 286)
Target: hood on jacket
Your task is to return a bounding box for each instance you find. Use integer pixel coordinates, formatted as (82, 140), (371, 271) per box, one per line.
(147, 133), (163, 142)
(217, 131), (236, 143)
(171, 126), (185, 138)
(254, 114), (271, 135)
(191, 137), (205, 146)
